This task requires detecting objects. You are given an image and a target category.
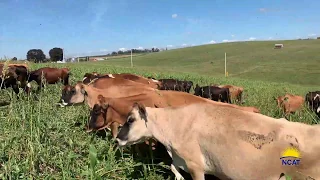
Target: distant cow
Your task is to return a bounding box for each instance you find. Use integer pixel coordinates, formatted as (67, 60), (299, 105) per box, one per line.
(153, 78), (194, 93)
(28, 67), (70, 91)
(0, 64), (30, 96)
(275, 94), (304, 115)
(214, 84), (244, 104)
(305, 91), (320, 118)
(194, 84), (231, 103)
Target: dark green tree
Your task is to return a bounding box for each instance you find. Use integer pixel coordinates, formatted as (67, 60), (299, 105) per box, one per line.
(49, 47), (63, 61)
(26, 49), (46, 63)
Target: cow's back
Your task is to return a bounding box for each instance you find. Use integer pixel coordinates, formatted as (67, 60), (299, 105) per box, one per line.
(173, 103), (320, 179)
(114, 73), (158, 88)
(92, 77), (150, 89)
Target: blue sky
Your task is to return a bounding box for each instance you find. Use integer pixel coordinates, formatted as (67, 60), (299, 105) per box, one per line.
(0, 0), (319, 59)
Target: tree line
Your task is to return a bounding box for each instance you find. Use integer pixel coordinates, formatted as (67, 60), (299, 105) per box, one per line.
(21, 47), (63, 63)
(13, 47), (165, 63)
(106, 47), (161, 56)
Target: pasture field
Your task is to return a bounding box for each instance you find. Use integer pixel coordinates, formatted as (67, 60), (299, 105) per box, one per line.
(0, 40), (320, 179)
(100, 39), (320, 86)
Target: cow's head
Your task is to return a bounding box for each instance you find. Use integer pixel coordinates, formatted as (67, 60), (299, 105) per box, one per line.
(60, 82), (86, 106)
(83, 72), (100, 84)
(86, 95), (110, 132)
(116, 102), (151, 147)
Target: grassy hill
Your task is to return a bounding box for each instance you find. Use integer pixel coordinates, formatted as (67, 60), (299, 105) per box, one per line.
(0, 39), (319, 179)
(94, 39), (320, 86)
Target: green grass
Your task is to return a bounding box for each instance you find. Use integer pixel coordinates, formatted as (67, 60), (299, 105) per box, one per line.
(99, 39), (320, 86)
(0, 40), (319, 179)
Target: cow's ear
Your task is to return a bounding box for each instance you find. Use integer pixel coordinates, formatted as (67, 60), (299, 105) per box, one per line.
(133, 102), (147, 121)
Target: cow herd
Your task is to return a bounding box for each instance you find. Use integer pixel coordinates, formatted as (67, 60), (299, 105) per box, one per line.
(1, 64), (320, 179)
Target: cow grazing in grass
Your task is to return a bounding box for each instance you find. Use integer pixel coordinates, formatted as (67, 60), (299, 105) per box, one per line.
(194, 84), (231, 103)
(28, 67), (70, 91)
(275, 94), (304, 115)
(214, 84), (244, 104)
(116, 102), (320, 180)
(0, 64), (30, 96)
(82, 72), (160, 89)
(91, 94), (222, 180)
(305, 91), (320, 118)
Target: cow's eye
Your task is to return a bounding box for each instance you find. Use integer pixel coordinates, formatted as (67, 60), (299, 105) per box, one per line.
(128, 117), (134, 124)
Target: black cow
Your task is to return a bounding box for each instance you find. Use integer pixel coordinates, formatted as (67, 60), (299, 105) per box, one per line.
(82, 72), (101, 84)
(156, 78), (193, 93)
(0, 64), (30, 96)
(194, 84), (231, 103)
(305, 91), (320, 118)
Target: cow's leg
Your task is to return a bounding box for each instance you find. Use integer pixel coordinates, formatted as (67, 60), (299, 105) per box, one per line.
(11, 84), (20, 98)
(36, 79), (45, 91)
(171, 163), (184, 180)
(186, 162), (205, 180)
(63, 74), (70, 86)
(110, 122), (120, 139)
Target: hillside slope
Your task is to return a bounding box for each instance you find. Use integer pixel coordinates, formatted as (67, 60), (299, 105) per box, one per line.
(96, 39), (319, 86)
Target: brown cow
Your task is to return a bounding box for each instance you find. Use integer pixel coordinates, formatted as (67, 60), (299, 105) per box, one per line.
(87, 90), (260, 138)
(28, 67), (70, 91)
(275, 93), (304, 115)
(59, 81), (157, 108)
(217, 84), (244, 104)
(0, 63), (29, 70)
(0, 64), (30, 96)
(82, 72), (160, 89)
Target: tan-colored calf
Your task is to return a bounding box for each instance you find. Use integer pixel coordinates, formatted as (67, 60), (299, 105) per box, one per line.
(116, 102), (320, 180)
(275, 94), (305, 115)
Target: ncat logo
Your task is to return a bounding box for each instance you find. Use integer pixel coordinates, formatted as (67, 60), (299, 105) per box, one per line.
(280, 147), (301, 166)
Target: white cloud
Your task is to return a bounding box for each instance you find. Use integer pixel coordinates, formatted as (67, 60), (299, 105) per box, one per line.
(119, 48), (126, 51)
(191, 44), (195, 46)
(308, 33), (316, 37)
(222, 40), (230, 42)
(248, 37), (256, 41)
(172, 14), (178, 18)
(100, 49), (108, 52)
(231, 35), (235, 37)
(268, 37), (273, 40)
(259, 8), (267, 12)
(167, 45), (173, 47)
(182, 43), (187, 46)
(136, 46), (143, 50)
(209, 40), (216, 44)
